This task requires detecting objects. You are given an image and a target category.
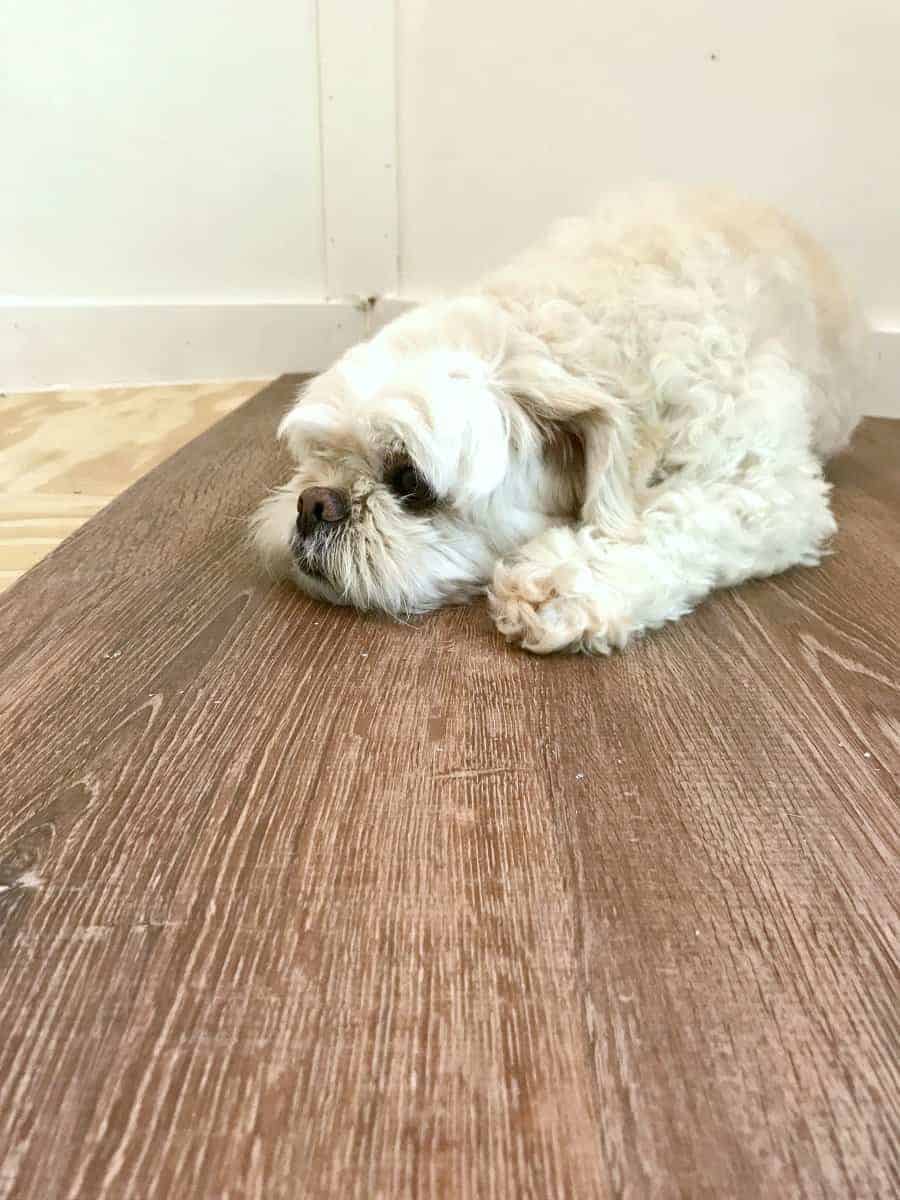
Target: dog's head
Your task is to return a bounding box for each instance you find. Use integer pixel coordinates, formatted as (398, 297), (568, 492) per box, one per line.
(252, 297), (627, 615)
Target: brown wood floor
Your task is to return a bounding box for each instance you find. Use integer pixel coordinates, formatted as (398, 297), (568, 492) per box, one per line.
(0, 376), (897, 1199)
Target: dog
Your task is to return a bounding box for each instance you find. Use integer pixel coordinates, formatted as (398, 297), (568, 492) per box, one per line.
(253, 185), (863, 654)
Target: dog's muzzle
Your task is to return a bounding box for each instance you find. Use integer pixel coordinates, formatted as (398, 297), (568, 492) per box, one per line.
(292, 487), (348, 582)
(296, 487), (349, 538)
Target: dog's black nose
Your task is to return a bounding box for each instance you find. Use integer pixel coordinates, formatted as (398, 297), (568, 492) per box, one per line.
(296, 487), (349, 537)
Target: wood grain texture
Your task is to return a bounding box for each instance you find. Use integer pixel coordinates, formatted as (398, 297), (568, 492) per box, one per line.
(0, 379), (268, 591)
(0, 377), (897, 1199)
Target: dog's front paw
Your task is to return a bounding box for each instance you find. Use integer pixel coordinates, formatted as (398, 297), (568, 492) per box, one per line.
(489, 586), (595, 654)
(488, 546), (617, 655)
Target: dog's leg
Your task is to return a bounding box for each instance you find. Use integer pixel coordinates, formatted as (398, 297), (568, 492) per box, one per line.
(489, 459), (836, 654)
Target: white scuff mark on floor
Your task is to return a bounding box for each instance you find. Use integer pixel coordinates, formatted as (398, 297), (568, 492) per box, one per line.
(0, 869), (42, 894)
(0, 1138), (25, 1190)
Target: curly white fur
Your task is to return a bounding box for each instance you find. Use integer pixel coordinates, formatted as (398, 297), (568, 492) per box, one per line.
(253, 185), (863, 653)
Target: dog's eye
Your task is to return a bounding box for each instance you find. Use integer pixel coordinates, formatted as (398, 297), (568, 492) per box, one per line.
(385, 458), (436, 511)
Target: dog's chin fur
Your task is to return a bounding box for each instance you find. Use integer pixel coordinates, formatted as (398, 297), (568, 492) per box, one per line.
(252, 184), (863, 652)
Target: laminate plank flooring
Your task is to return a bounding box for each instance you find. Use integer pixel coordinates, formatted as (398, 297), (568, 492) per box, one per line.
(0, 376), (897, 1198)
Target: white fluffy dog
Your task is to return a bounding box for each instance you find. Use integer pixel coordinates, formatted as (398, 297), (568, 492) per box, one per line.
(253, 186), (862, 654)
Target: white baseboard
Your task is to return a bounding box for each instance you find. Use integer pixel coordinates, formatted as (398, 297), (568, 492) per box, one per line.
(869, 328), (900, 417)
(0, 298), (416, 392)
(2, 300), (896, 416)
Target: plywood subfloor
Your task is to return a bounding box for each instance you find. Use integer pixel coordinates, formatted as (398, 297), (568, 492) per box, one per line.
(0, 379), (270, 591)
(0, 377), (897, 1199)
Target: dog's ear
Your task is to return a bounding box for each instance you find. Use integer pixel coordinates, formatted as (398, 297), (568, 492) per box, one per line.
(277, 374), (346, 455)
(497, 345), (639, 537)
(575, 410), (638, 537)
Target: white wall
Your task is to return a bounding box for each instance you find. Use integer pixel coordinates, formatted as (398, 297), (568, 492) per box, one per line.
(398, 0), (898, 316)
(2, 0), (323, 301)
(2, 0), (898, 411)
(395, 0), (899, 413)
(0, 0), (339, 388)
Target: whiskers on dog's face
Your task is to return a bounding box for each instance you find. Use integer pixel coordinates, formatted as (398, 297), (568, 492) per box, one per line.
(255, 445), (488, 613)
(252, 339), (581, 615)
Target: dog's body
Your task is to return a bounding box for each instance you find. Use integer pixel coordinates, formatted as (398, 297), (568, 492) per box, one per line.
(254, 186), (863, 653)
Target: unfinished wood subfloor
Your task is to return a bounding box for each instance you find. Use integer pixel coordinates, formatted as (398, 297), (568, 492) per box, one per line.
(0, 376), (897, 1199)
(0, 379), (268, 591)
